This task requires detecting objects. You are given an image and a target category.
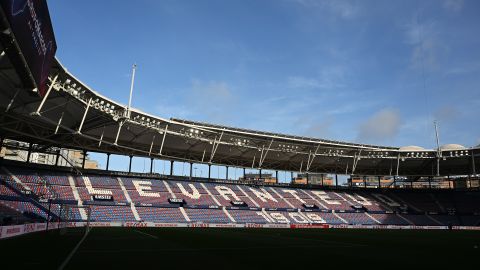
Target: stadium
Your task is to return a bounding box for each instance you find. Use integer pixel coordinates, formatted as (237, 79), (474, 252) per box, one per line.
(0, 0), (479, 269)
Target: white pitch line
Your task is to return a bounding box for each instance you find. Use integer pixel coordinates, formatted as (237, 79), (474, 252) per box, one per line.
(58, 228), (91, 270)
(134, 229), (158, 239)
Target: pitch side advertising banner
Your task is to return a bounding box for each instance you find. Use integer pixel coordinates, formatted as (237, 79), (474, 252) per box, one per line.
(2, 223), (480, 239)
(0, 0), (57, 96)
(0, 223), (54, 239)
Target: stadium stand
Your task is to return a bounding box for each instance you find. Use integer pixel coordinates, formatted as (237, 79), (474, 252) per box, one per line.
(1, 164), (480, 227)
(0, 203), (35, 225)
(185, 208), (231, 223)
(337, 212), (377, 225)
(136, 207), (186, 223)
(89, 205), (136, 222)
(229, 209), (270, 224)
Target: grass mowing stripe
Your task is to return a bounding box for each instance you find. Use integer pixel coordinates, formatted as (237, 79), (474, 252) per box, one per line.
(78, 244), (352, 253)
(2, 228), (478, 268)
(197, 228), (368, 247)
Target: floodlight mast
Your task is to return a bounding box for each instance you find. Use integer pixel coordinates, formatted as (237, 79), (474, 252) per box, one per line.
(127, 63), (137, 119)
(434, 120), (441, 176)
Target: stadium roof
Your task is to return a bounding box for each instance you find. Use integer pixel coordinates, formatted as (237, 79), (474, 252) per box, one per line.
(0, 42), (478, 176)
(440, 144), (467, 151)
(399, 146), (427, 151)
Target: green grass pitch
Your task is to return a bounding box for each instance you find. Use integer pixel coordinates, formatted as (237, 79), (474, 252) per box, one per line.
(1, 228), (479, 269)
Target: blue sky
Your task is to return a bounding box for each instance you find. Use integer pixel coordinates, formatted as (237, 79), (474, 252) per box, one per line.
(48, 0), (480, 178)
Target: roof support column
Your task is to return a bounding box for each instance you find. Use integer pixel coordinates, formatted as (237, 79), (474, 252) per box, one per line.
(472, 150), (476, 176)
(208, 164), (211, 179)
(259, 168), (262, 179)
(335, 174), (338, 187)
(128, 155), (133, 173)
(148, 135), (156, 156)
(190, 163), (193, 179)
(150, 158), (154, 174)
(306, 144), (321, 172)
(209, 131), (224, 163)
(378, 176), (381, 189)
(98, 126), (105, 147)
(55, 111), (65, 135)
(114, 121), (123, 145)
(225, 166), (229, 180)
(321, 174), (324, 186)
(82, 150), (87, 169)
(396, 154), (400, 176)
(275, 170), (278, 183)
(243, 168), (246, 180)
(77, 98), (92, 134)
(55, 150), (60, 167)
(5, 88), (20, 113)
(33, 74), (58, 115)
(106, 153), (111, 171)
(436, 157), (440, 177)
(351, 151), (362, 175)
(170, 160), (174, 176)
(306, 172), (309, 185)
(159, 125), (168, 155)
(258, 139), (274, 169)
(291, 171), (294, 183)
(26, 143), (32, 163)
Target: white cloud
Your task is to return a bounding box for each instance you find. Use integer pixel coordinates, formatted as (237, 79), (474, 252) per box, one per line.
(155, 80), (237, 123)
(445, 62), (480, 75)
(357, 109), (401, 143)
(288, 66), (346, 90)
(326, 99), (380, 116)
(433, 105), (460, 123)
(443, 0), (464, 13)
(191, 80), (232, 103)
(155, 102), (191, 119)
(403, 18), (444, 71)
(288, 76), (323, 89)
(300, 117), (334, 139)
(290, 0), (360, 19)
(187, 80), (236, 123)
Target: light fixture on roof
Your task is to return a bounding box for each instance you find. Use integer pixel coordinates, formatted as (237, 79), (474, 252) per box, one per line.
(278, 143), (299, 153)
(231, 138), (249, 146)
(180, 127), (204, 139)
